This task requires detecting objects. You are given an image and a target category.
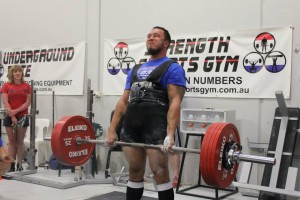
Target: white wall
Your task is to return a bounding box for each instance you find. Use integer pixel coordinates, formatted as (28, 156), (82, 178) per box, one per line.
(0, 0), (300, 191)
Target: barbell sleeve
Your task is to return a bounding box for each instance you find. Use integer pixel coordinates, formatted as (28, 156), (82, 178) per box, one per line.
(229, 150), (276, 165)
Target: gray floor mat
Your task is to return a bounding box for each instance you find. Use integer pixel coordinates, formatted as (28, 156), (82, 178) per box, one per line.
(86, 191), (157, 200)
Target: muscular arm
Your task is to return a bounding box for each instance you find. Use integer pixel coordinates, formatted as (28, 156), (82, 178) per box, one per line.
(107, 90), (130, 146)
(167, 84), (185, 142)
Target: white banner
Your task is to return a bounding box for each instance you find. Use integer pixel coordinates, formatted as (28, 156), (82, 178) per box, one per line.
(103, 26), (292, 98)
(0, 42), (86, 95)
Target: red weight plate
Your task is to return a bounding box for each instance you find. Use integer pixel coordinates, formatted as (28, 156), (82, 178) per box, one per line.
(208, 123), (240, 188)
(200, 123), (216, 185)
(200, 123), (224, 186)
(51, 115), (95, 166)
(208, 123), (228, 187)
(205, 123), (225, 186)
(200, 123), (220, 185)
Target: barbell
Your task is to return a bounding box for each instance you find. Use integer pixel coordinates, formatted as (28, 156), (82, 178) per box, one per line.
(51, 115), (275, 188)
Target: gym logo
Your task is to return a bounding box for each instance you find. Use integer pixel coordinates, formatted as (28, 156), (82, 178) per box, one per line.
(107, 42), (136, 75)
(243, 32), (286, 73)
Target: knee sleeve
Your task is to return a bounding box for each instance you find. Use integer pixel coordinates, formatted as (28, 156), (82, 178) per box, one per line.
(157, 182), (174, 200)
(126, 180), (144, 200)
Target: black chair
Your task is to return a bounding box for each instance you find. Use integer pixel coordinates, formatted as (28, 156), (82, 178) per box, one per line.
(105, 110), (123, 178)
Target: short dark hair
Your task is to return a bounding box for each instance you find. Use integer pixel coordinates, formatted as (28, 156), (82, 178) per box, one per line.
(153, 26), (171, 47)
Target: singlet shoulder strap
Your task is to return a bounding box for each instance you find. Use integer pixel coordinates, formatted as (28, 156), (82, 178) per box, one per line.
(146, 60), (175, 84)
(130, 64), (143, 84)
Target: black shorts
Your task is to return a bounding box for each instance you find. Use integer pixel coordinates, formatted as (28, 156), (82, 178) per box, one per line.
(120, 102), (168, 145)
(3, 116), (30, 127)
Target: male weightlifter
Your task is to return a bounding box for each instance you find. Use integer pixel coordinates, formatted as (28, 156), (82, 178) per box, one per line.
(107, 26), (186, 200)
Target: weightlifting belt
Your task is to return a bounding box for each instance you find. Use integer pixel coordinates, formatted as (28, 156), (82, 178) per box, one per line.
(129, 81), (168, 105)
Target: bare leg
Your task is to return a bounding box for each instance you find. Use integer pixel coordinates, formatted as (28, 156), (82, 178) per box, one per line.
(6, 126), (17, 171)
(6, 127), (17, 160)
(122, 146), (146, 200)
(16, 127), (27, 170)
(146, 149), (170, 184)
(169, 152), (180, 187)
(122, 146), (146, 181)
(147, 149), (174, 200)
(170, 152), (180, 177)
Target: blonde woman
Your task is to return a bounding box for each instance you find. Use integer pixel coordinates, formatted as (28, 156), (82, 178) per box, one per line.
(1, 65), (31, 172)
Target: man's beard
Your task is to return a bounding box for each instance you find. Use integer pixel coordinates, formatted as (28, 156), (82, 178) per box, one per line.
(147, 48), (161, 55)
(147, 43), (164, 56)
